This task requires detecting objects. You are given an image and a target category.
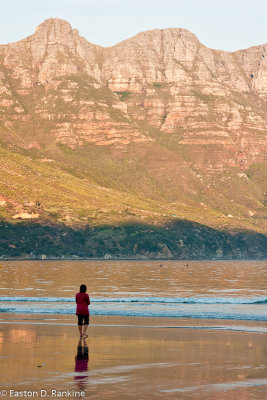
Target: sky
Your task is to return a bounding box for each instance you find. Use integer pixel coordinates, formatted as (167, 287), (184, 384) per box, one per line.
(0, 0), (266, 51)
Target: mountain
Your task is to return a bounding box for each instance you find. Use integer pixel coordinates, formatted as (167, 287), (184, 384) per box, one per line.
(0, 18), (266, 259)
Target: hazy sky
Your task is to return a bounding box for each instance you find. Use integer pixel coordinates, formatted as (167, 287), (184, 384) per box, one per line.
(1, 0), (266, 51)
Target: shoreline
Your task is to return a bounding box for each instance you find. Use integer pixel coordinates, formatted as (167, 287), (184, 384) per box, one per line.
(1, 313), (266, 399)
(1, 313), (267, 333)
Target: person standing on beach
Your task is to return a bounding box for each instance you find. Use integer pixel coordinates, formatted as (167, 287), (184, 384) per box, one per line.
(76, 284), (90, 338)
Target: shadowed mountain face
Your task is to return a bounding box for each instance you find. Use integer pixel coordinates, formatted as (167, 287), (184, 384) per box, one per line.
(0, 221), (266, 260)
(0, 18), (266, 258)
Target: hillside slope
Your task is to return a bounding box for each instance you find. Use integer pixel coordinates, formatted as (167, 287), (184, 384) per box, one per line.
(0, 19), (266, 258)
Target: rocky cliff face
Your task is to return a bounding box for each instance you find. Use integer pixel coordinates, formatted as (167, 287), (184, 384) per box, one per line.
(103, 28), (267, 170)
(0, 18), (266, 169)
(0, 19), (266, 239)
(0, 19), (150, 147)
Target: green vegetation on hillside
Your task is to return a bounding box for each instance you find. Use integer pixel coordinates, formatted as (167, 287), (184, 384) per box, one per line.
(0, 220), (266, 259)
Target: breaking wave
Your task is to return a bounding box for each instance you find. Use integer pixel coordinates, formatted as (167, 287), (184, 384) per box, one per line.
(0, 296), (266, 321)
(0, 296), (266, 304)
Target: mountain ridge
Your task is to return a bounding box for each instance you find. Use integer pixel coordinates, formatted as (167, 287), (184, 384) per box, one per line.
(0, 18), (266, 258)
(11, 18), (267, 52)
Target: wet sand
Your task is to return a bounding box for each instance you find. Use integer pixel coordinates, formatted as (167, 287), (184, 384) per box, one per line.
(0, 313), (267, 399)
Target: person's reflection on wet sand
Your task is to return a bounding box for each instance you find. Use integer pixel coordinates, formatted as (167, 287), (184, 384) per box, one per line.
(75, 338), (89, 390)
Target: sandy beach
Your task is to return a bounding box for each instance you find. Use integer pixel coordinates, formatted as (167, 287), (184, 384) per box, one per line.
(0, 313), (266, 399)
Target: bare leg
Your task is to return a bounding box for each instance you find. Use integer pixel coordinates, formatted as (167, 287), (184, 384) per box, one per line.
(78, 325), (83, 337)
(83, 324), (88, 337)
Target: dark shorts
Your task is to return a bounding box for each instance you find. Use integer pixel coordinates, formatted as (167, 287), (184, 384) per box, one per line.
(77, 314), (89, 326)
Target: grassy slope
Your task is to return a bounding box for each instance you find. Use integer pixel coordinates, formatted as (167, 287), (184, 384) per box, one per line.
(0, 141), (166, 225)
(0, 138), (265, 233)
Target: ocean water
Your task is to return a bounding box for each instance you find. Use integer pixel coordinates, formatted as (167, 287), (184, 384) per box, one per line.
(0, 260), (266, 325)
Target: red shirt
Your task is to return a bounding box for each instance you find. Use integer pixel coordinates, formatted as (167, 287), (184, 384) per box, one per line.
(75, 292), (90, 315)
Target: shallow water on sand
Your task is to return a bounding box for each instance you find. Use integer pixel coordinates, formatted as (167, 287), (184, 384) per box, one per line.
(0, 315), (266, 399)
